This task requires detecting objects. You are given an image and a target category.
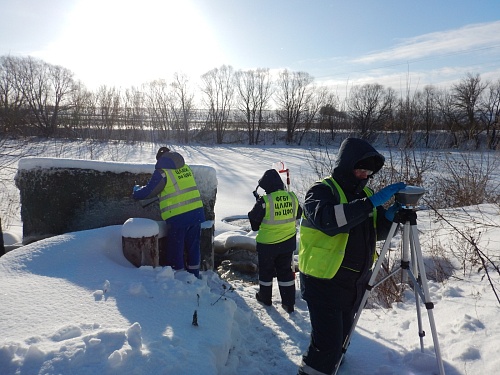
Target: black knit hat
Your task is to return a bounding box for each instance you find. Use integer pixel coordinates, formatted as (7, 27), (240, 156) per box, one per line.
(354, 156), (383, 172)
(156, 147), (170, 160)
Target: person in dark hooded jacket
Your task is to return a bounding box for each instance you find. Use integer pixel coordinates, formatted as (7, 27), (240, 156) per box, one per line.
(297, 138), (405, 375)
(248, 169), (302, 313)
(132, 147), (205, 278)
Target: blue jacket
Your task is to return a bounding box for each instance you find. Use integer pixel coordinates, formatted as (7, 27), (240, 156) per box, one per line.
(133, 152), (205, 225)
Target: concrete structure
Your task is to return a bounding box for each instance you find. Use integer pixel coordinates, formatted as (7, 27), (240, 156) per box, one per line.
(15, 157), (217, 270)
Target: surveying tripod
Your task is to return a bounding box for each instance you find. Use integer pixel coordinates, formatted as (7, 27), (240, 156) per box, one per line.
(334, 190), (446, 375)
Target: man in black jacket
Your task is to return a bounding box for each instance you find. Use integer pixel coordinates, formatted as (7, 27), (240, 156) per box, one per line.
(298, 138), (405, 375)
(248, 169), (302, 313)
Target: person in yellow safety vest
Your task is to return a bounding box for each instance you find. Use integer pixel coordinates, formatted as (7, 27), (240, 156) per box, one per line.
(248, 169), (302, 313)
(297, 138), (405, 375)
(132, 147), (205, 278)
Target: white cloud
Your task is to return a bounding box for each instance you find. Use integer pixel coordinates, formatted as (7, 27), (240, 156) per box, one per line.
(354, 21), (500, 64)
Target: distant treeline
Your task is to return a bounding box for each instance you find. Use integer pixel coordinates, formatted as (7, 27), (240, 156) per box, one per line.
(1, 55), (499, 149)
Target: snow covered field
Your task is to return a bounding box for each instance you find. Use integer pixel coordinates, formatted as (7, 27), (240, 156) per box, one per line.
(1, 140), (499, 375)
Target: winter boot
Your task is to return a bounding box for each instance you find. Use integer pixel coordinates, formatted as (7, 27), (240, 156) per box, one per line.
(255, 292), (272, 306)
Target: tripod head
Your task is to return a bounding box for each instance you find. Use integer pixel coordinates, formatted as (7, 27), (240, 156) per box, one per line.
(392, 186), (426, 225)
(395, 186), (426, 210)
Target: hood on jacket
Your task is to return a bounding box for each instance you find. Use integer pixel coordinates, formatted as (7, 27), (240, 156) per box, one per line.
(155, 151), (185, 170)
(332, 138), (385, 193)
(258, 169), (285, 194)
(156, 147), (170, 160)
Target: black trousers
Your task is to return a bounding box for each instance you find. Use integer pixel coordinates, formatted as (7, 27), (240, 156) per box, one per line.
(298, 269), (369, 375)
(299, 299), (354, 374)
(257, 249), (296, 306)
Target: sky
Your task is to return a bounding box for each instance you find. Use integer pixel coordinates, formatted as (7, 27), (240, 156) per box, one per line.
(1, 0), (500, 95)
(1, 141), (500, 374)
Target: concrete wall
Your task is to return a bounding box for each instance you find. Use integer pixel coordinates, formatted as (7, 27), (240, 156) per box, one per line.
(15, 157), (217, 270)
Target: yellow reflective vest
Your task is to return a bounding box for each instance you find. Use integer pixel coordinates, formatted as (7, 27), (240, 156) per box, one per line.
(256, 190), (299, 244)
(298, 177), (376, 279)
(158, 165), (203, 220)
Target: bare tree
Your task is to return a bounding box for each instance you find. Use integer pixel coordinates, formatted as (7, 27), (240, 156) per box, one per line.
(318, 93), (345, 142)
(415, 85), (439, 148)
(123, 86), (145, 141)
(0, 56), (27, 134)
(49, 63), (77, 132)
(171, 72), (195, 143)
(66, 82), (94, 137)
(390, 84), (421, 148)
(200, 65), (235, 144)
(274, 69), (314, 144)
(347, 83), (394, 139)
(93, 85), (121, 140)
(144, 79), (174, 141)
(451, 72), (488, 148)
(296, 85), (330, 145)
(235, 68), (273, 145)
(8, 56), (76, 136)
(435, 88), (461, 147)
(479, 79), (500, 150)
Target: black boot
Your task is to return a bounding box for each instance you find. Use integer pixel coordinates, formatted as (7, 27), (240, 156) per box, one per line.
(256, 292), (272, 306)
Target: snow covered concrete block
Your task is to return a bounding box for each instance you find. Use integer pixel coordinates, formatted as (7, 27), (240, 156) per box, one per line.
(14, 157), (217, 269)
(121, 218), (159, 267)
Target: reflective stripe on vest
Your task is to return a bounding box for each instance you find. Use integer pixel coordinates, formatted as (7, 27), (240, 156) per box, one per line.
(298, 177), (376, 279)
(256, 190), (299, 244)
(158, 166), (203, 220)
